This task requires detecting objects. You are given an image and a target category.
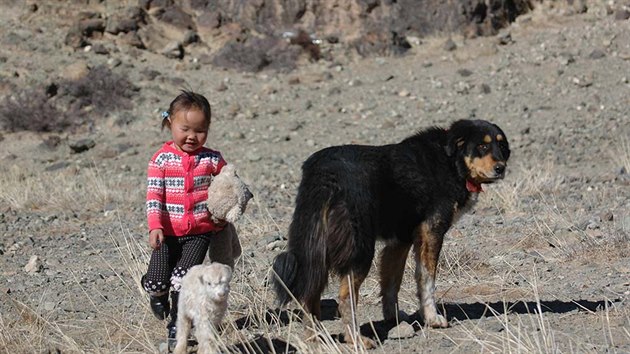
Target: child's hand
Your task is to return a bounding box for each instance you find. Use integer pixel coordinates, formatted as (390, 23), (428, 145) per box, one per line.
(149, 229), (164, 250)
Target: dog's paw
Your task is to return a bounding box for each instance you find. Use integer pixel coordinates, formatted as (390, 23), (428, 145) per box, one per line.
(427, 314), (448, 328)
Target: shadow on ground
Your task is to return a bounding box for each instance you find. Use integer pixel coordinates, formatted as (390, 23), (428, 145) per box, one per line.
(230, 298), (620, 352)
(360, 298), (621, 345)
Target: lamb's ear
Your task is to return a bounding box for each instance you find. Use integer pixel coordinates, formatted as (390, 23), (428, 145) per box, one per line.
(198, 272), (208, 286)
(222, 265), (233, 282)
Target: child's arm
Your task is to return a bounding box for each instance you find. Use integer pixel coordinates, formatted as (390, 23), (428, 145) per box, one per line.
(146, 157), (165, 244)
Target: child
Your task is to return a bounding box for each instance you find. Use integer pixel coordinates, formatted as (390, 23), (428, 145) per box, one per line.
(141, 90), (228, 349)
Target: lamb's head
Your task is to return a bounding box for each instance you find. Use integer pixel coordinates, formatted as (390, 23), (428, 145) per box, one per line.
(199, 263), (232, 302)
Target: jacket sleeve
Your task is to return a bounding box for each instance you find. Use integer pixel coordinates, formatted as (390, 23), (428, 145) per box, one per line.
(146, 156), (165, 232)
(213, 152), (228, 175)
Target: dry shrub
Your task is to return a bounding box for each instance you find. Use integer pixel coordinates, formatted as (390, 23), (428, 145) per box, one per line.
(0, 65), (137, 133)
(0, 89), (66, 132)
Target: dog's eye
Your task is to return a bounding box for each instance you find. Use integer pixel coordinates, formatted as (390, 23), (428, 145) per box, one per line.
(477, 144), (489, 153)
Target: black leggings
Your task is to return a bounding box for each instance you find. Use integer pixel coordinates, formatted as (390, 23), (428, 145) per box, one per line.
(142, 233), (212, 296)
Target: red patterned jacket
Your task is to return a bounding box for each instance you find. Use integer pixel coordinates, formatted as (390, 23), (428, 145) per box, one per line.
(146, 141), (227, 236)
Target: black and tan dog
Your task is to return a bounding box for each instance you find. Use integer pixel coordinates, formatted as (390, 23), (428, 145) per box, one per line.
(272, 119), (510, 347)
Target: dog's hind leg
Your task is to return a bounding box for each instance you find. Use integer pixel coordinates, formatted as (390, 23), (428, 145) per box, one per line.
(413, 222), (448, 328)
(301, 295), (322, 343)
(338, 271), (376, 349)
(379, 241), (412, 322)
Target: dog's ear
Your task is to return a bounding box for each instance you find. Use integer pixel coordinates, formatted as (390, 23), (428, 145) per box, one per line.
(492, 123), (511, 161)
(445, 120), (471, 157)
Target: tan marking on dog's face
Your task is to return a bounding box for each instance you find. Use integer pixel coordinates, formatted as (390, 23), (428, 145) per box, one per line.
(496, 134), (504, 141)
(465, 155), (497, 182)
(483, 135), (492, 143)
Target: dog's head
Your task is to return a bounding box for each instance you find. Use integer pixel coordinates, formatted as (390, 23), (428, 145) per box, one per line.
(198, 263), (232, 301)
(446, 119), (510, 191)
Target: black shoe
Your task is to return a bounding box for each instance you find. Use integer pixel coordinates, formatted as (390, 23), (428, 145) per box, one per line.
(167, 324), (177, 352)
(166, 291), (179, 352)
(149, 294), (170, 320)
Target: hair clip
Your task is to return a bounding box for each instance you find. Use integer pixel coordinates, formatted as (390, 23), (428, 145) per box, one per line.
(161, 111), (170, 119)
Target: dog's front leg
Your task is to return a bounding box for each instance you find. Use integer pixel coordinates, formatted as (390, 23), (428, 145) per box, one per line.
(413, 223), (448, 328)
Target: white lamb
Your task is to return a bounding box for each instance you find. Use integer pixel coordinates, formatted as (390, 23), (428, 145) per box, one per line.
(173, 263), (232, 354)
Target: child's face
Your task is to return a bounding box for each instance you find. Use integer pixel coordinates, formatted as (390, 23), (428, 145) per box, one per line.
(169, 108), (209, 153)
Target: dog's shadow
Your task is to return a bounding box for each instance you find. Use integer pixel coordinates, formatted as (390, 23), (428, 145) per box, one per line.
(229, 298), (619, 352)
(356, 298), (621, 344)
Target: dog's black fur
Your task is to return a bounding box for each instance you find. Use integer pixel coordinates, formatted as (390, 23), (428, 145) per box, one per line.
(272, 119), (510, 346)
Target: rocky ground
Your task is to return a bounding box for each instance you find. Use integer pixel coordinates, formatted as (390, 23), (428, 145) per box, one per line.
(0, 1), (629, 353)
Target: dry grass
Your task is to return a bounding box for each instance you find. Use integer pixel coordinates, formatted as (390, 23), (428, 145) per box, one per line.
(1, 138), (627, 353)
(2, 220), (627, 353)
(0, 161), (139, 216)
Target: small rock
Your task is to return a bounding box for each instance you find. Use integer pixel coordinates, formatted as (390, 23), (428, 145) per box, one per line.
(443, 38), (457, 51)
(266, 240), (286, 251)
(287, 121), (302, 131)
(43, 301), (57, 311)
(398, 89), (410, 97)
(457, 68), (473, 77)
(69, 139), (96, 153)
(61, 61), (90, 81)
(571, 76), (592, 87)
(600, 211), (614, 221)
(388, 321), (415, 339)
(24, 255), (42, 274)
(588, 49), (606, 60)
(247, 152), (261, 162)
(161, 41), (183, 59)
(497, 32), (513, 45)
(614, 9), (630, 21)
(558, 52), (575, 66)
(216, 82), (228, 92)
(92, 43), (109, 55)
(182, 30), (199, 46)
(107, 58), (122, 68)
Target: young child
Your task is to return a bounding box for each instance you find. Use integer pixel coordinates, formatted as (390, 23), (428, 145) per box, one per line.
(141, 90), (228, 348)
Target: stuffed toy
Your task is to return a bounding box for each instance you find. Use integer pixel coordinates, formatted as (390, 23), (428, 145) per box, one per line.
(206, 164), (253, 269)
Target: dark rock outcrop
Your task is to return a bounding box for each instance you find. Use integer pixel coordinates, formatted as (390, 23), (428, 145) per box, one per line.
(66, 0), (537, 71)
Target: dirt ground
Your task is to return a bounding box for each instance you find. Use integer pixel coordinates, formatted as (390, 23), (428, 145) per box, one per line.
(0, 1), (628, 353)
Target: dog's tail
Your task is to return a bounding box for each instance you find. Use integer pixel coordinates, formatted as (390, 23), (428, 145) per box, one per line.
(272, 198), (331, 306)
(271, 251), (298, 305)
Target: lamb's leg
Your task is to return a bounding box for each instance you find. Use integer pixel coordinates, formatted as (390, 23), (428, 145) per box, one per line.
(173, 313), (192, 354)
(195, 319), (219, 354)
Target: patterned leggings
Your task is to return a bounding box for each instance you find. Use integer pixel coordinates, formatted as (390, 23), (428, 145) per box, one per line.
(142, 233), (212, 296)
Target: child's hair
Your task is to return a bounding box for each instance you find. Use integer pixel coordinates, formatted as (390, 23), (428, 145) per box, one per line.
(161, 90), (212, 130)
